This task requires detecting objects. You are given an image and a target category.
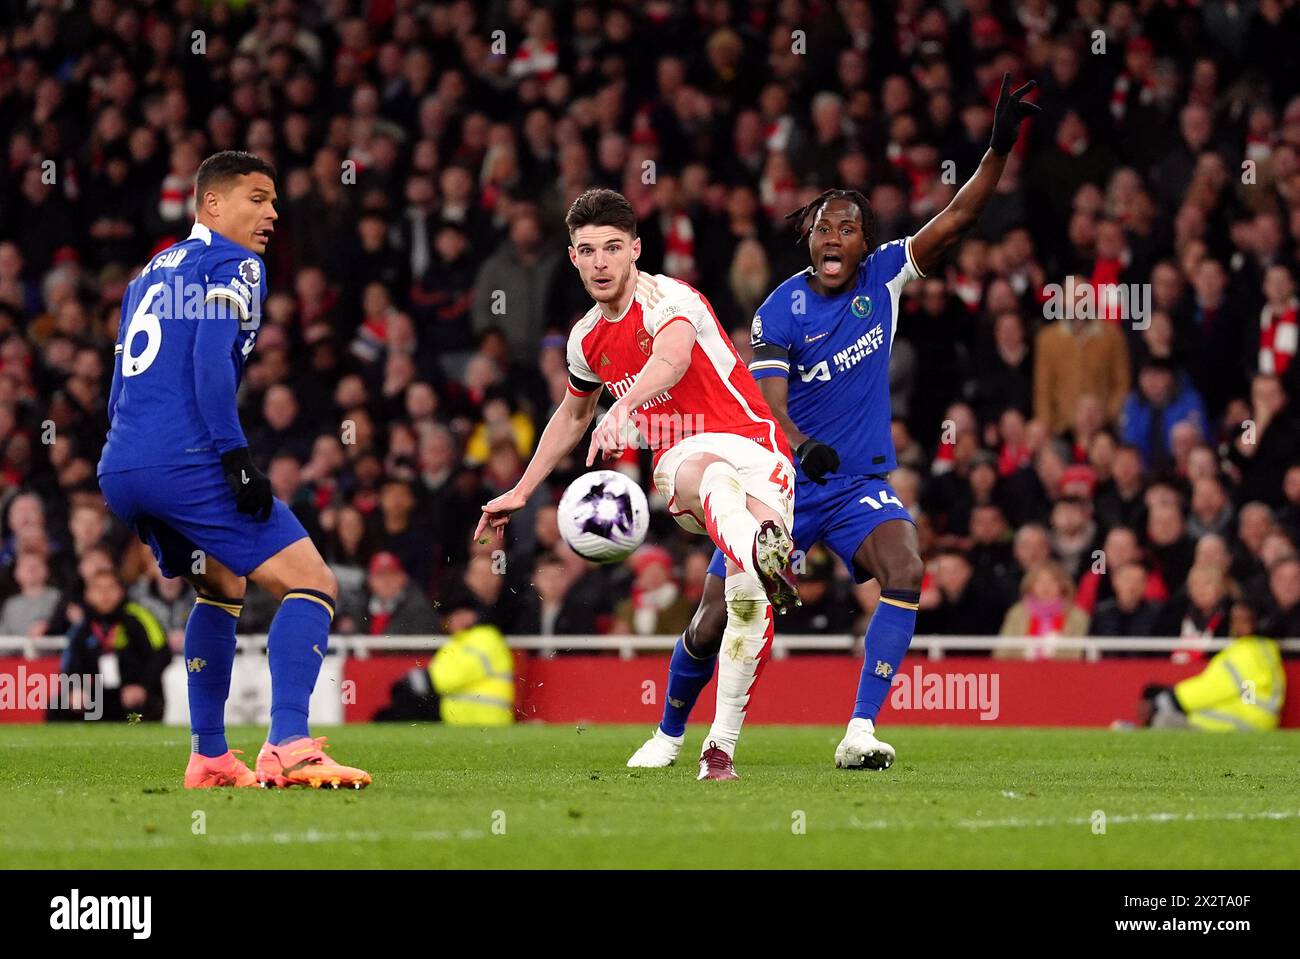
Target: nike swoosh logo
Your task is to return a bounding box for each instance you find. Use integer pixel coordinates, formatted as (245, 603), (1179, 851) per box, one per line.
(805, 332), (829, 343)
(241, 469), (250, 484)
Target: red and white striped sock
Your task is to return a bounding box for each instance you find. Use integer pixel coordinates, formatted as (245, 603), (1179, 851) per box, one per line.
(699, 461), (759, 578)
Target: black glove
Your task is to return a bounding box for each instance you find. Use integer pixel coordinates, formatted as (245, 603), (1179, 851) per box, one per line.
(220, 447), (273, 521)
(795, 438), (840, 485)
(989, 72), (1041, 155)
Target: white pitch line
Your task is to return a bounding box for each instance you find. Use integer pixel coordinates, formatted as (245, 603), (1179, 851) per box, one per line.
(3, 809), (1297, 856)
(0, 827), (490, 854)
(956, 809), (1300, 830)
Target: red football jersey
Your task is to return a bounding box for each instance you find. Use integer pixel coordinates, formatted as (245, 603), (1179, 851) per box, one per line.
(566, 271), (790, 465)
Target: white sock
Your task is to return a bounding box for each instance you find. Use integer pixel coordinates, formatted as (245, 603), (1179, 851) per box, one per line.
(698, 460), (759, 578)
(705, 572), (772, 757)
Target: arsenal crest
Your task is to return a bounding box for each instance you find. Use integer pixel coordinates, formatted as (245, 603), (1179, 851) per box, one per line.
(636, 325), (652, 355)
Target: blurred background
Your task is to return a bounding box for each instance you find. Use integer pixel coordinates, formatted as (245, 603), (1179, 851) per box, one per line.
(0, 0), (1299, 679)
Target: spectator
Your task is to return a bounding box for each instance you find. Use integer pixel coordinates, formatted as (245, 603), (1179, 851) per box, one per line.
(53, 570), (170, 722)
(1158, 563), (1233, 655)
(1145, 502), (1196, 593)
(128, 548), (194, 651)
(1228, 374), (1300, 509)
(249, 384), (314, 465)
(1033, 309), (1130, 436)
(1075, 525), (1167, 615)
(359, 551), (439, 636)
(323, 504), (373, 630)
(1119, 357), (1210, 473)
(965, 504), (1020, 609)
(0, 553), (61, 636)
(998, 561), (1089, 658)
(1048, 496), (1098, 582)
(372, 478), (434, 590)
(1261, 556), (1300, 639)
(1257, 264), (1298, 377)
(470, 206), (561, 362)
(513, 554), (596, 636)
(1187, 475), (1234, 540)
(917, 548), (1006, 636)
(968, 312), (1033, 424)
(1090, 562), (1163, 638)
(780, 545), (857, 635)
(409, 223), (477, 354)
(1091, 441), (1144, 535)
(613, 546), (694, 637)
(1231, 502), (1276, 584)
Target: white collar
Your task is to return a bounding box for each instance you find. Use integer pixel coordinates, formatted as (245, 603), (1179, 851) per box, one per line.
(188, 223), (213, 246)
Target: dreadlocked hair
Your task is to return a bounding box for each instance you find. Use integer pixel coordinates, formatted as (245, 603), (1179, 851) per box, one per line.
(784, 188), (875, 250)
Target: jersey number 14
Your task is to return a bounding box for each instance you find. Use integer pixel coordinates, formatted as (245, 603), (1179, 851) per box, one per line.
(859, 489), (904, 510)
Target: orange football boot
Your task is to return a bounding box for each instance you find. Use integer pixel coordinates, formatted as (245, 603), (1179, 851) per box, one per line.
(184, 749), (258, 788)
(256, 736), (372, 789)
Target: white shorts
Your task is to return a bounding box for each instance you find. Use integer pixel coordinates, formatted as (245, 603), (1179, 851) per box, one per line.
(653, 432), (795, 536)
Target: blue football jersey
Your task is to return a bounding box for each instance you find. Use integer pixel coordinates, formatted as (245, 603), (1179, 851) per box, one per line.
(748, 237), (923, 475)
(98, 223), (266, 475)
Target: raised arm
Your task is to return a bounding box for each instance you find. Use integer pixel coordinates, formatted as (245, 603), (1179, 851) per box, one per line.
(909, 74), (1040, 277)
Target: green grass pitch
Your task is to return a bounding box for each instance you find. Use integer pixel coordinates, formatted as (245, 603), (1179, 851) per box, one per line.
(1, 724), (1297, 869)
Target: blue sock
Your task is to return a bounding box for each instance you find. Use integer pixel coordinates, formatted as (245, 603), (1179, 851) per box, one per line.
(853, 589), (919, 723)
(660, 635), (717, 737)
(266, 588), (334, 746)
(186, 593), (242, 757)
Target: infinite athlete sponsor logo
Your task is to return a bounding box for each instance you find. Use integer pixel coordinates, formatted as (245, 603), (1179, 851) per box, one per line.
(831, 321), (884, 374)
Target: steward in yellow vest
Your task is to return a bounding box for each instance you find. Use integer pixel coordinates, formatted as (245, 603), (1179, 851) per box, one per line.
(429, 622), (515, 726)
(1142, 603), (1285, 731)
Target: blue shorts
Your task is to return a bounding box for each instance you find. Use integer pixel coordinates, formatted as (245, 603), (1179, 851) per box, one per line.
(99, 463), (308, 579)
(706, 473), (913, 584)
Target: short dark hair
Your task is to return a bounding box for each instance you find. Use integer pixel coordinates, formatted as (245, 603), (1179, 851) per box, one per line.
(565, 188), (637, 239)
(196, 150), (277, 198)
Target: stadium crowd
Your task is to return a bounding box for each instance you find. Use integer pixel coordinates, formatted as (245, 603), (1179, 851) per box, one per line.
(1, 0), (1300, 659)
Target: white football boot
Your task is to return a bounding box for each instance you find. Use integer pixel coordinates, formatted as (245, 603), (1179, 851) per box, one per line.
(627, 727), (684, 768)
(834, 717), (896, 770)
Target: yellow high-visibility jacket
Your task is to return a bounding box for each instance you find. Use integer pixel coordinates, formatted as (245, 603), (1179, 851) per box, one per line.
(1175, 635), (1286, 732)
(429, 625), (515, 726)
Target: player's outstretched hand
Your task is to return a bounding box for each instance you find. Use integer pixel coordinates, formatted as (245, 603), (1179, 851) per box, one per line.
(586, 401), (631, 467)
(796, 438), (840, 485)
(475, 488), (527, 544)
(220, 447), (273, 521)
(989, 72), (1041, 155)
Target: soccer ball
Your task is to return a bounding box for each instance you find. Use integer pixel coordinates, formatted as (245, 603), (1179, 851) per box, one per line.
(557, 469), (649, 564)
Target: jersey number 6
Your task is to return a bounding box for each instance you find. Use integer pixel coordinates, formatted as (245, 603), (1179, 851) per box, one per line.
(121, 282), (164, 378)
